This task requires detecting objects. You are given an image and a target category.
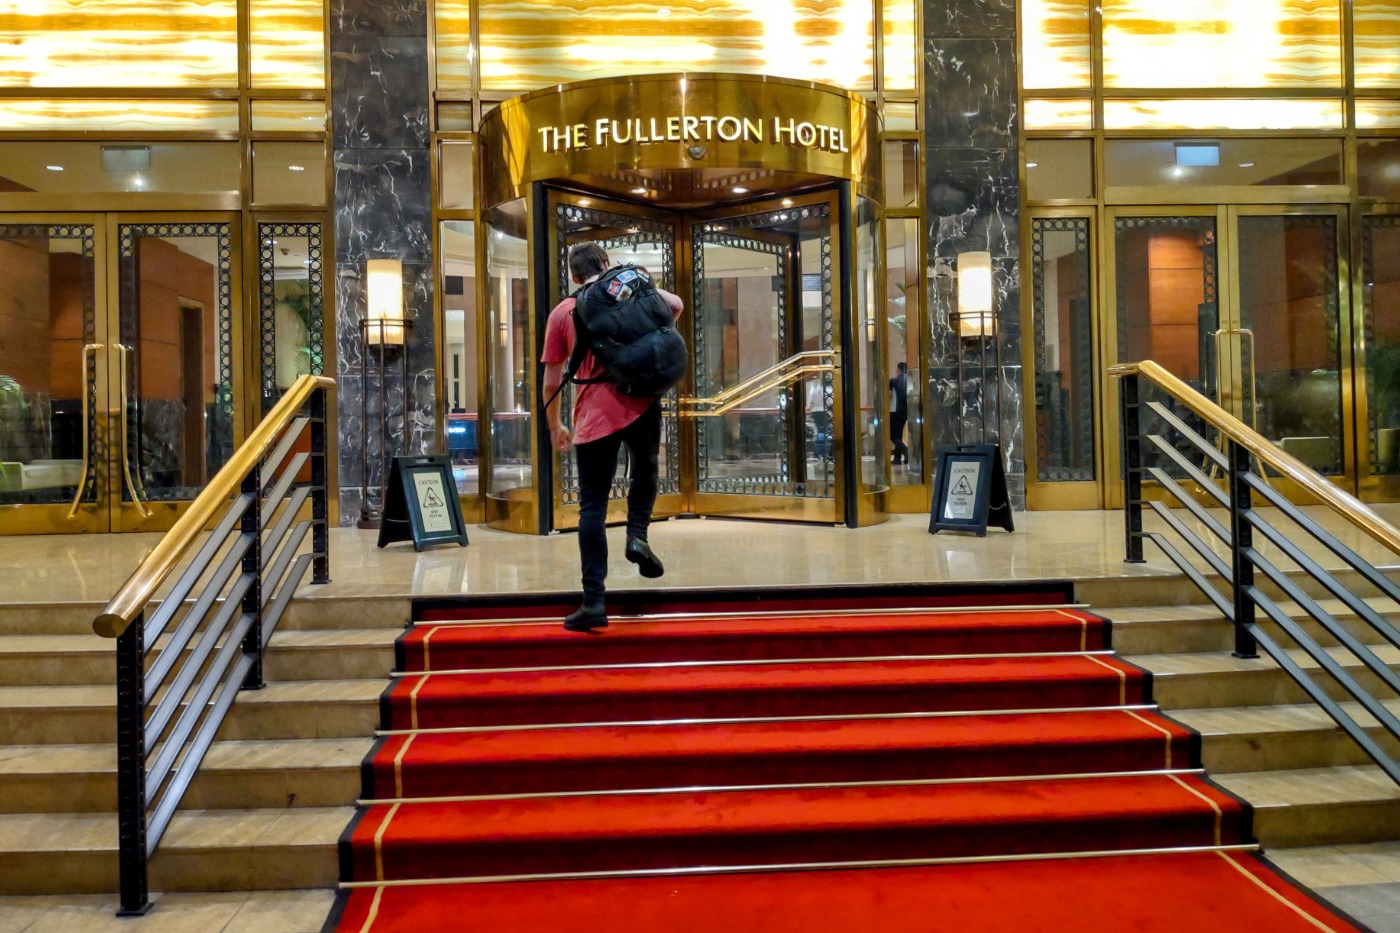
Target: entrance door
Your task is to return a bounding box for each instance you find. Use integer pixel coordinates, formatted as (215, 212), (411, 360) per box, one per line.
(1106, 205), (1350, 504)
(0, 214), (241, 533)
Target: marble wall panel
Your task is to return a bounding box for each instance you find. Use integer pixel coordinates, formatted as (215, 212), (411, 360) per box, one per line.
(924, 39), (1017, 146)
(333, 149), (432, 263)
(331, 0), (428, 38)
(331, 38), (430, 151)
(924, 0), (1016, 38)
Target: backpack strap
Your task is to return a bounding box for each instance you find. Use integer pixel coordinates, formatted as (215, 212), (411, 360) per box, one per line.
(542, 287), (605, 414)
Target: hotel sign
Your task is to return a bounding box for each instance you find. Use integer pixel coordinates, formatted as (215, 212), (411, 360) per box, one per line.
(538, 115), (853, 155)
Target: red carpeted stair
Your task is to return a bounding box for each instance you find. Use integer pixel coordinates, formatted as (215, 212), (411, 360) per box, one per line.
(327, 589), (1363, 933)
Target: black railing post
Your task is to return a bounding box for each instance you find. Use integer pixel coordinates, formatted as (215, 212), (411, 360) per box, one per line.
(240, 468), (265, 690)
(1121, 373), (1146, 563)
(310, 389), (331, 585)
(115, 616), (150, 916)
(1227, 439), (1260, 659)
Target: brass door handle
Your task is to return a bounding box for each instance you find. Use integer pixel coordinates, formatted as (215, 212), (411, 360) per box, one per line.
(67, 343), (105, 519)
(115, 344), (152, 518)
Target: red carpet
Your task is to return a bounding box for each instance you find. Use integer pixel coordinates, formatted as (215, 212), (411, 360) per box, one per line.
(328, 588), (1360, 932)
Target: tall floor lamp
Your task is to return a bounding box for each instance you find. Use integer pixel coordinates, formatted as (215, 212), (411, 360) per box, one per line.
(952, 251), (1000, 445)
(358, 259), (413, 529)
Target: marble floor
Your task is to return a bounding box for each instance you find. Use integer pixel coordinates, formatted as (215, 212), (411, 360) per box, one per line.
(4, 504), (1400, 608)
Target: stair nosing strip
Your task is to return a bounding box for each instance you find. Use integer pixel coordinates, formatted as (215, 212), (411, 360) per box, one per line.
(357, 767), (1205, 806)
(337, 843), (1259, 889)
(397, 650), (1117, 677)
(375, 704), (1162, 736)
(416, 603), (1093, 629)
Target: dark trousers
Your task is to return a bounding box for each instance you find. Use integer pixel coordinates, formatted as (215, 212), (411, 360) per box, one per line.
(890, 412), (909, 461)
(574, 401), (662, 601)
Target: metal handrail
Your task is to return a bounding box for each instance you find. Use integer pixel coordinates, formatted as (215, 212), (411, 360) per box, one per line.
(95, 376), (335, 638)
(96, 374), (334, 916)
(680, 350), (837, 417)
(1109, 361), (1400, 556)
(1113, 360), (1400, 792)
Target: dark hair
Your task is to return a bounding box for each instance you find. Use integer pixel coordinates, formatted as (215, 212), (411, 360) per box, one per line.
(897, 361), (908, 373)
(568, 242), (609, 281)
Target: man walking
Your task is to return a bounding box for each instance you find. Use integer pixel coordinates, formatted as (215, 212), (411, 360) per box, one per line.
(542, 243), (684, 632)
(889, 361), (910, 465)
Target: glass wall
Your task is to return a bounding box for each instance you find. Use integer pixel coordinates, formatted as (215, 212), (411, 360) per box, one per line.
(484, 202), (532, 510)
(440, 221), (479, 497)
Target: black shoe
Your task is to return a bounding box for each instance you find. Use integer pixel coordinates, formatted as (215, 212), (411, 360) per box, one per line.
(563, 600), (608, 632)
(625, 537), (665, 578)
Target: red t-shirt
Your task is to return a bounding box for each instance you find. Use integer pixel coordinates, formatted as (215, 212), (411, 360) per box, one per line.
(541, 285), (683, 446)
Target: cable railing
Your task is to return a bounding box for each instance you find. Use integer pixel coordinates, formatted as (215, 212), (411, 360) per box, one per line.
(1113, 360), (1400, 791)
(93, 374), (335, 916)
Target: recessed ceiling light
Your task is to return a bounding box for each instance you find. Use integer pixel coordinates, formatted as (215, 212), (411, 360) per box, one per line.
(1171, 166), (1184, 177)
(46, 165), (63, 172)
(1025, 162), (1038, 168)
(578, 198), (592, 207)
(1239, 162), (1255, 168)
(132, 176), (145, 189)
(288, 164), (305, 172)
(631, 187), (648, 195)
(781, 198), (794, 207)
(657, 7), (672, 15)
(732, 186), (749, 194)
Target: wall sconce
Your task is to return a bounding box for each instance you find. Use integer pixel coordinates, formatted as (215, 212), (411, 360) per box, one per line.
(365, 258), (405, 346)
(955, 251), (994, 339)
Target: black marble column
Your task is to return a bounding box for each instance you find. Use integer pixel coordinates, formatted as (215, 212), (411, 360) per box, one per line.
(331, 0), (435, 525)
(924, 0), (1024, 507)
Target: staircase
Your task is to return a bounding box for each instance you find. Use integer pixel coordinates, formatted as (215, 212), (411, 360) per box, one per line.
(0, 573), (1397, 917)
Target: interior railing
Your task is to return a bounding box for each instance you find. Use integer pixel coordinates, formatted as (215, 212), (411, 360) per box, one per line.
(93, 374), (335, 916)
(678, 350), (837, 417)
(1113, 361), (1400, 791)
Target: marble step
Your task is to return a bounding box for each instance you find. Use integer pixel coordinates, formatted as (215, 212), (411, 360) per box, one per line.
(1077, 567), (1400, 616)
(1217, 765), (1400, 849)
(0, 597), (412, 638)
(0, 806), (348, 896)
(0, 629), (399, 687)
(0, 679), (382, 746)
(0, 738), (370, 814)
(1178, 699), (1400, 774)
(1138, 642), (1400, 710)
(1105, 596), (1400, 657)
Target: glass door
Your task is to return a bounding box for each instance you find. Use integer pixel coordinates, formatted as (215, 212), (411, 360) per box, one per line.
(1106, 206), (1351, 505)
(687, 192), (842, 523)
(0, 213), (241, 534)
(544, 190), (684, 532)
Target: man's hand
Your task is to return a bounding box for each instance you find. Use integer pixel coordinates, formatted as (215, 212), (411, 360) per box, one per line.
(551, 424), (573, 453)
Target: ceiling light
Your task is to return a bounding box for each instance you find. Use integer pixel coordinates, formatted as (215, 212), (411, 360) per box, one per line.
(46, 165), (63, 172)
(631, 187), (648, 195)
(1238, 162), (1255, 168)
(657, 7), (672, 15)
(1172, 166), (1184, 177)
(288, 164), (305, 172)
(781, 198), (794, 207)
(1025, 162), (1038, 168)
(578, 198), (592, 207)
(732, 186), (749, 194)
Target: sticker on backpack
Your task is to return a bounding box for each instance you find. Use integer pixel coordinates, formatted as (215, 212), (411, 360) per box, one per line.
(606, 279), (634, 302)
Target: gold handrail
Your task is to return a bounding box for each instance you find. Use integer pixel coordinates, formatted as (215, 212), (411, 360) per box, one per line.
(679, 351), (837, 418)
(1110, 360), (1400, 557)
(94, 374), (336, 639)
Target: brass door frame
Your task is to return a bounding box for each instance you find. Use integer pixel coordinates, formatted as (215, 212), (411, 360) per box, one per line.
(1102, 204), (1355, 509)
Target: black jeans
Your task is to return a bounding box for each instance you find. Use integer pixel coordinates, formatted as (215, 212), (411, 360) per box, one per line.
(574, 400), (662, 601)
(890, 412), (909, 461)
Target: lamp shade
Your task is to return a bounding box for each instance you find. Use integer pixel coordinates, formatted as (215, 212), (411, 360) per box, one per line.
(956, 251), (993, 338)
(366, 258), (405, 346)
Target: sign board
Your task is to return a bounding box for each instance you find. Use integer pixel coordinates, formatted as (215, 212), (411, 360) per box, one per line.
(929, 444), (1015, 537)
(377, 455), (469, 551)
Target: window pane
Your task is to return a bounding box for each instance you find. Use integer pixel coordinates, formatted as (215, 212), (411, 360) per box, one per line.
(1021, 0), (1092, 90)
(441, 221), (480, 497)
(485, 202), (532, 500)
(435, 0), (473, 92)
(473, 0), (874, 92)
(441, 141), (475, 211)
(1026, 139), (1093, 200)
(1024, 99), (1093, 131)
(0, 142), (239, 195)
(252, 142), (326, 206)
(0, 0), (237, 88)
(1032, 217), (1094, 482)
(1354, 0), (1400, 88)
(883, 140), (918, 209)
(0, 100), (239, 133)
(882, 0), (918, 92)
(1364, 216), (1400, 475)
(883, 102), (917, 133)
(886, 218), (922, 484)
(1357, 100), (1400, 129)
(437, 102), (473, 132)
(1101, 0), (1343, 89)
(1105, 139), (1343, 188)
(250, 0), (325, 89)
(251, 100), (326, 132)
(256, 223), (324, 416)
(1360, 140), (1400, 200)
(1103, 99), (1343, 131)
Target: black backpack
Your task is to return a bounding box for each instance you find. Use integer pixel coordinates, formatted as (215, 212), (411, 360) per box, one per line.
(550, 265), (687, 406)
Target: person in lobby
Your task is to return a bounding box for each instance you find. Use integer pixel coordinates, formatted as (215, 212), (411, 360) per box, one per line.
(889, 361), (910, 465)
(542, 243), (685, 632)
